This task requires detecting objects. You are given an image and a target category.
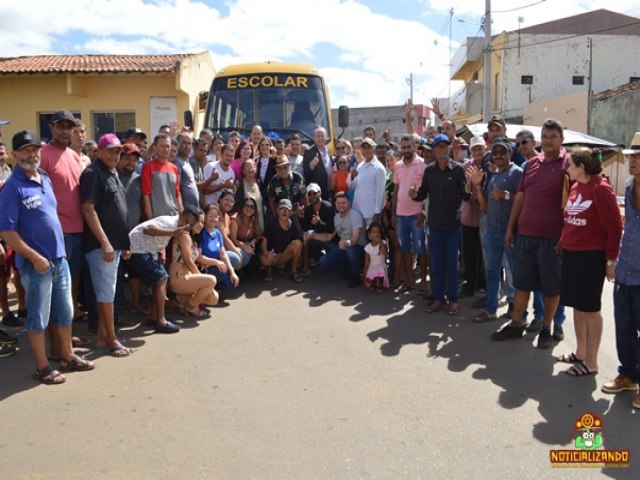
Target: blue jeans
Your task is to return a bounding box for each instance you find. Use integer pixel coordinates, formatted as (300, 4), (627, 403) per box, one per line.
(85, 249), (121, 303)
(613, 282), (640, 383)
(532, 290), (565, 326)
(397, 215), (426, 254)
(319, 244), (364, 283)
(204, 265), (235, 290)
(483, 230), (514, 315)
(307, 238), (338, 260)
(19, 257), (73, 332)
(428, 229), (460, 302)
(63, 233), (83, 281)
(226, 250), (245, 270)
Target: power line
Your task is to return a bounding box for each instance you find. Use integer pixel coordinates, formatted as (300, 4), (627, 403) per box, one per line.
(492, 0), (547, 14)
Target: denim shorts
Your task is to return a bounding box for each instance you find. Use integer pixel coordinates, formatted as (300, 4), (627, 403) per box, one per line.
(64, 233), (83, 281)
(397, 215), (426, 254)
(85, 248), (121, 303)
(19, 257), (73, 332)
(512, 235), (562, 297)
(127, 253), (168, 286)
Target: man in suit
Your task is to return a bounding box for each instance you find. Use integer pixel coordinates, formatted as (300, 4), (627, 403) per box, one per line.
(303, 127), (332, 201)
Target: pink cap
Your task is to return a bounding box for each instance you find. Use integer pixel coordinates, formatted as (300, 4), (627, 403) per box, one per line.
(98, 133), (122, 149)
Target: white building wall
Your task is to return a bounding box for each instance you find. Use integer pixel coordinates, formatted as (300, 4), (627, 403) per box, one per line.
(499, 33), (640, 120)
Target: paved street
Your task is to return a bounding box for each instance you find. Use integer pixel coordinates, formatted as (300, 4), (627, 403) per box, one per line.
(0, 271), (637, 480)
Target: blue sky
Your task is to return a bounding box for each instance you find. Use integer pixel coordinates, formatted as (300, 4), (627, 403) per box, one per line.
(2, 0), (639, 107)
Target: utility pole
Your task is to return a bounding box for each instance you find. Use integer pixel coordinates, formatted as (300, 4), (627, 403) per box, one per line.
(587, 37), (593, 135)
(483, 0), (492, 122)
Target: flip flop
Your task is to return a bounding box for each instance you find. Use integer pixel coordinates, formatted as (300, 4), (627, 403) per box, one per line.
(425, 300), (446, 314)
(565, 361), (597, 377)
(556, 352), (581, 364)
(447, 302), (460, 316)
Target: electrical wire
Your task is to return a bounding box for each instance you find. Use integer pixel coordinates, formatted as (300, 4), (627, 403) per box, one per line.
(492, 0), (547, 14)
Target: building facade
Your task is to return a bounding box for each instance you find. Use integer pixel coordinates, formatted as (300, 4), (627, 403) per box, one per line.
(0, 52), (214, 142)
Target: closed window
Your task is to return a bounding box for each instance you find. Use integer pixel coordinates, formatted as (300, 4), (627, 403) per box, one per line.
(521, 75), (533, 85)
(92, 111), (136, 141)
(572, 76), (585, 85)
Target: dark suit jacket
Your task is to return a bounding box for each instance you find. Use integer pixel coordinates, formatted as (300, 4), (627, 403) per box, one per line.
(303, 145), (331, 200)
(256, 156), (277, 199)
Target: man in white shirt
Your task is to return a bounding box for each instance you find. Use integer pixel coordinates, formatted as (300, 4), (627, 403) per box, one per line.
(350, 138), (387, 228)
(202, 144), (236, 205)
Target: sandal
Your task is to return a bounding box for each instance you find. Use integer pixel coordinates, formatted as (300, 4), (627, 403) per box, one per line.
(105, 342), (131, 358)
(396, 283), (415, 293)
(447, 302), (460, 316)
(556, 352), (581, 364)
(59, 355), (95, 372)
(291, 271), (303, 283)
(473, 311), (497, 323)
(72, 336), (91, 348)
(425, 300), (446, 314)
(263, 268), (273, 282)
(565, 361), (598, 377)
(34, 365), (66, 385)
(187, 307), (209, 319)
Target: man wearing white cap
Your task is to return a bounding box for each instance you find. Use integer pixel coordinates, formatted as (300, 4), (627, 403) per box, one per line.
(601, 132), (640, 409)
(301, 182), (336, 273)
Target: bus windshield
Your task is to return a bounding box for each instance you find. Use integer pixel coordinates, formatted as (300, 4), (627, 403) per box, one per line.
(206, 73), (329, 142)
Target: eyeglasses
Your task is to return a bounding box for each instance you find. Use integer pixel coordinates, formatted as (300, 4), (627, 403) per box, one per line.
(242, 204), (256, 210)
(307, 191), (319, 196)
(491, 149), (508, 156)
(260, 143), (270, 148)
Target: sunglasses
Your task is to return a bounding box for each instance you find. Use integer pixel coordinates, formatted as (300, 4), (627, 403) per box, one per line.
(335, 146), (346, 151)
(260, 143), (270, 148)
(338, 161), (348, 165)
(242, 203), (256, 210)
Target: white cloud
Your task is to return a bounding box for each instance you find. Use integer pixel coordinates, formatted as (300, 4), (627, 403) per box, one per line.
(1, 0), (638, 108)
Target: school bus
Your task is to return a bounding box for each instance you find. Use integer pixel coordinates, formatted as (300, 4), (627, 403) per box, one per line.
(203, 62), (343, 147)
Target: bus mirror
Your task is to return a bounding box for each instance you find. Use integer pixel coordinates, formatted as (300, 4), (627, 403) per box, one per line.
(183, 110), (194, 130)
(338, 105), (349, 128)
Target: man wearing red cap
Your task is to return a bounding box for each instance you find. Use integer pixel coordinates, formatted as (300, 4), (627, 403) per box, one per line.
(80, 134), (131, 357)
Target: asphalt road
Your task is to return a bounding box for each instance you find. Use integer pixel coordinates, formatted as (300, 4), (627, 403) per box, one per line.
(0, 270), (637, 480)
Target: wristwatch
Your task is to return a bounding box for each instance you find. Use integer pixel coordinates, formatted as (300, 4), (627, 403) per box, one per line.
(606, 260), (617, 267)
(504, 191), (511, 201)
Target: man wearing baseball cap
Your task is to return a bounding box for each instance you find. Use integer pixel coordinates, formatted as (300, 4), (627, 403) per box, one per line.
(0, 130), (95, 383)
(301, 182), (336, 273)
(39, 109), (90, 353)
(260, 198), (304, 283)
(80, 134), (131, 357)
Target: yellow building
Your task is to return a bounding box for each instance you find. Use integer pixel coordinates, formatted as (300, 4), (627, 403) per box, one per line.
(0, 52), (214, 143)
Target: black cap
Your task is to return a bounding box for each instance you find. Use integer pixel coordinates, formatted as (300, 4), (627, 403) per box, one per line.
(126, 127), (147, 140)
(12, 130), (41, 151)
(50, 109), (76, 125)
(491, 137), (511, 150)
(488, 115), (506, 128)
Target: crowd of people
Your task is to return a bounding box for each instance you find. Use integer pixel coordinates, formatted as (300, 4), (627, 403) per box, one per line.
(0, 104), (639, 411)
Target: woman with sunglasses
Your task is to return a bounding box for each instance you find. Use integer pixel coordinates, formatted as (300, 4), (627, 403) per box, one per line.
(230, 197), (262, 272)
(217, 191), (244, 270)
(330, 155), (351, 200)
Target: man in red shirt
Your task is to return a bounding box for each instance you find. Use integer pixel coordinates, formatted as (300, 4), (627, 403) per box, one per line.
(493, 119), (569, 349)
(140, 133), (183, 220)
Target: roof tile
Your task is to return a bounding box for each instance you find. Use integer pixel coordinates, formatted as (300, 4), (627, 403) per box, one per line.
(0, 53), (201, 74)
